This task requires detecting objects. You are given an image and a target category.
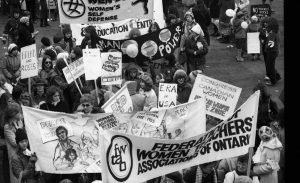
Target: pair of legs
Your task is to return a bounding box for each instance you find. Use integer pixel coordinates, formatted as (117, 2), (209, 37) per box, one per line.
(263, 51), (281, 85)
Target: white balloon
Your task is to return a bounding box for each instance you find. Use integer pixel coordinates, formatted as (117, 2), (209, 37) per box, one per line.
(226, 9), (235, 17)
(241, 21), (248, 29)
(126, 44), (138, 58)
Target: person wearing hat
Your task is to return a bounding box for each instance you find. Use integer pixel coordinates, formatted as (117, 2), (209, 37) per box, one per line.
(173, 69), (192, 104)
(185, 23), (208, 75)
(139, 74), (157, 111)
(32, 77), (48, 107)
(17, 16), (35, 49)
(62, 27), (76, 53)
(2, 8), (20, 47)
(11, 128), (41, 183)
(2, 43), (21, 84)
(180, 10), (204, 58)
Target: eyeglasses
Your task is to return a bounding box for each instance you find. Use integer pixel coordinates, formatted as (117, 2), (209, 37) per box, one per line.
(82, 103), (91, 108)
(45, 61), (51, 65)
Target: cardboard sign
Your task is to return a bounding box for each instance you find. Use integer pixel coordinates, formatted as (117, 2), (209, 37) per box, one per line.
(96, 22), (183, 64)
(62, 58), (85, 84)
(83, 49), (102, 80)
(189, 74), (242, 120)
(100, 52), (122, 85)
(102, 84), (133, 113)
(47, 0), (57, 10)
(58, 0), (154, 24)
(100, 91), (260, 183)
(20, 44), (38, 79)
(158, 83), (177, 109)
(250, 4), (271, 21)
(247, 32), (261, 54)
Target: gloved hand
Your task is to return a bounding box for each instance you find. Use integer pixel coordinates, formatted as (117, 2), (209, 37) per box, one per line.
(29, 152), (38, 163)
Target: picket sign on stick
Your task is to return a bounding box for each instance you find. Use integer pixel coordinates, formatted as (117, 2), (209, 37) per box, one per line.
(94, 80), (100, 105)
(62, 59), (82, 96)
(28, 78), (31, 95)
(247, 147), (254, 176)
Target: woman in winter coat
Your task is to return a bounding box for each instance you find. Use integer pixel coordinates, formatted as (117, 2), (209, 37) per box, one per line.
(1, 43), (21, 84)
(252, 126), (282, 183)
(173, 69), (192, 104)
(17, 16), (35, 49)
(185, 24), (209, 74)
(3, 103), (24, 183)
(38, 55), (55, 86)
(62, 27), (76, 53)
(218, 0), (235, 43)
(191, 0), (211, 45)
(39, 85), (69, 113)
(139, 74), (157, 111)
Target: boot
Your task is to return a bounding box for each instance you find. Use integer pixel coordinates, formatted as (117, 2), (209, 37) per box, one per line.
(236, 49), (244, 62)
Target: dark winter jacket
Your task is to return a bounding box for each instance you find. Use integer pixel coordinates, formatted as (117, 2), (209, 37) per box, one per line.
(185, 35), (208, 66)
(17, 23), (35, 49)
(40, 100), (70, 113)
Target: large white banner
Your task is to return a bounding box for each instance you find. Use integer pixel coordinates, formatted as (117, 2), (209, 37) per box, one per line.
(71, 19), (153, 45)
(22, 98), (206, 174)
(102, 84), (133, 113)
(83, 48), (102, 80)
(58, 0), (154, 24)
(100, 91), (260, 183)
(189, 74), (242, 120)
(62, 58), (85, 84)
(100, 52), (122, 85)
(20, 44), (38, 79)
(158, 83), (177, 109)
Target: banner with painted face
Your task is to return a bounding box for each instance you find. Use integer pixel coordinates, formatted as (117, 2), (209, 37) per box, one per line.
(58, 0), (154, 24)
(100, 91), (260, 183)
(189, 74), (242, 120)
(22, 98), (206, 174)
(95, 21), (183, 64)
(102, 84), (133, 113)
(71, 19), (153, 45)
(100, 52), (122, 85)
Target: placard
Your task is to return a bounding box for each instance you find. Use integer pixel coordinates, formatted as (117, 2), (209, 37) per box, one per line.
(83, 49), (102, 80)
(20, 44), (38, 79)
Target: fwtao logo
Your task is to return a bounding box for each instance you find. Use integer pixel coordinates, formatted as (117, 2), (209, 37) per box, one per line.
(107, 135), (133, 182)
(61, 0), (86, 18)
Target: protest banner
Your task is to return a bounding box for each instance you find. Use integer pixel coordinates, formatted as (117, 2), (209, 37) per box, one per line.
(20, 44), (38, 79)
(71, 19), (153, 45)
(189, 74), (242, 120)
(250, 4), (271, 21)
(22, 99), (206, 173)
(132, 110), (166, 127)
(100, 91), (260, 183)
(83, 48), (102, 80)
(57, 0), (154, 24)
(247, 32), (261, 54)
(158, 83), (177, 109)
(100, 52), (122, 85)
(96, 21), (183, 64)
(102, 84), (133, 113)
(62, 58), (85, 84)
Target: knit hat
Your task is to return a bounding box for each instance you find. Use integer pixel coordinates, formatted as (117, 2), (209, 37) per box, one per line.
(184, 11), (194, 19)
(44, 49), (57, 60)
(191, 24), (202, 35)
(189, 70), (202, 85)
(140, 74), (153, 87)
(20, 16), (29, 24)
(41, 37), (51, 47)
(173, 69), (188, 82)
(8, 43), (18, 53)
(15, 128), (28, 145)
(126, 81), (138, 95)
(234, 176), (253, 183)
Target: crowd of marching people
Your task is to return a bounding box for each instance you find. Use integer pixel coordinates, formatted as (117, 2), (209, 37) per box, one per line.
(0, 0), (284, 183)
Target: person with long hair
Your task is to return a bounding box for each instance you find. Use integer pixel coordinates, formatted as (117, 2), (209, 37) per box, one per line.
(80, 26), (100, 49)
(39, 85), (69, 113)
(62, 27), (76, 53)
(39, 55), (55, 85)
